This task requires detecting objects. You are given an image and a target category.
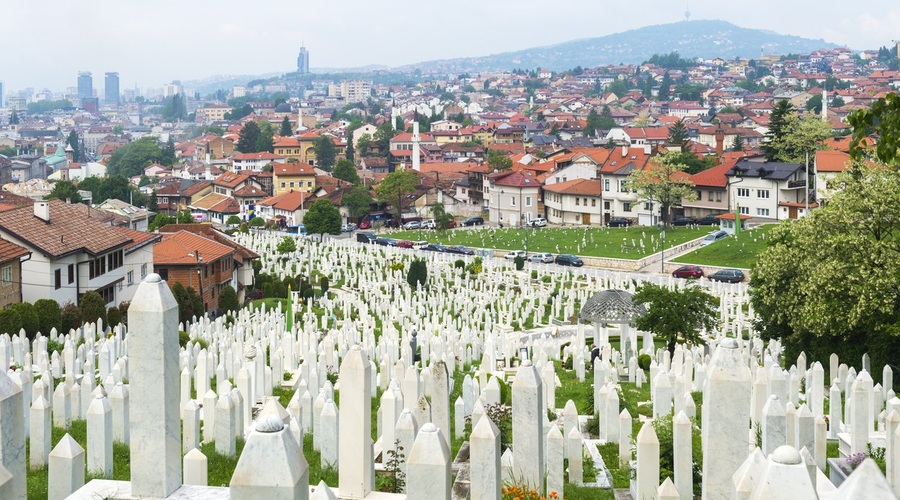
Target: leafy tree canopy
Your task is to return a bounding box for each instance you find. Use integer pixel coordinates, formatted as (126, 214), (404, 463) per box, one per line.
(106, 137), (172, 177)
(627, 150), (697, 225)
(302, 199), (342, 240)
(633, 283), (717, 354)
(343, 184), (373, 218)
(375, 169), (419, 218)
(332, 158), (360, 185)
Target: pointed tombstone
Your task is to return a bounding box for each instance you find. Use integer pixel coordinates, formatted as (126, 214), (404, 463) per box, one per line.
(829, 381), (842, 439)
(484, 376), (501, 405)
(567, 426), (583, 485)
(748, 445), (817, 500)
(607, 385), (620, 443)
(128, 274), (182, 498)
(48, 434), (84, 500)
(654, 370), (673, 417)
(814, 416), (827, 473)
(659, 477), (681, 500)
(701, 338), (751, 500)
(470, 415), (501, 500)
(799, 446), (816, 490)
(320, 399), (339, 468)
(512, 360), (544, 493)
(636, 420), (660, 500)
(30, 395), (52, 470)
(395, 409), (419, 474)
(832, 457), (895, 499)
(86, 393), (113, 477)
(851, 379), (869, 455)
(182, 400), (201, 454)
(310, 479), (338, 500)
(431, 360), (450, 448)
(619, 409), (632, 467)
(338, 345), (373, 499)
(562, 400), (579, 453)
(732, 448), (767, 500)
(795, 404), (815, 455)
(52, 382), (70, 428)
(673, 411), (693, 500)
(454, 396), (466, 439)
(381, 388), (400, 454)
(109, 383), (129, 445)
(785, 402), (797, 448)
(885, 365), (894, 400)
(546, 426), (565, 498)
(215, 393), (236, 456)
(762, 395), (786, 457)
(407, 423), (451, 500)
(183, 448), (208, 486)
(887, 410), (900, 490)
(230, 415), (309, 500)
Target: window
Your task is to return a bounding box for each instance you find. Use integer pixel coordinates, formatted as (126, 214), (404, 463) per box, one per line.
(757, 208), (770, 216)
(94, 283), (115, 305)
(289, 182), (295, 188)
(525, 196), (532, 207)
(281, 182), (286, 188)
(604, 201), (610, 210)
(511, 196), (516, 206)
(757, 189), (770, 199)
(716, 191), (722, 202)
(737, 188), (750, 198)
(127, 271), (134, 286)
(68, 264), (74, 284)
(141, 263), (148, 278)
(55, 269), (61, 290)
(89, 257), (107, 279)
(157, 268), (168, 281)
(575, 198), (580, 206)
(624, 202), (632, 212)
(619, 180), (628, 192)
(1, 266), (11, 285)
(591, 199), (596, 207)
(740, 206), (749, 215)
(604, 179), (610, 191)
(106, 250), (123, 271)
(708, 191), (714, 201)
(644, 203), (651, 211)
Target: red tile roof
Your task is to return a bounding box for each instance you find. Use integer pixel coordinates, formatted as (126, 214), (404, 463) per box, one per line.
(815, 150), (850, 173)
(543, 178), (602, 196)
(0, 239), (29, 263)
(273, 163), (315, 176)
(258, 190), (312, 211)
(154, 231), (234, 265)
(690, 159), (740, 188)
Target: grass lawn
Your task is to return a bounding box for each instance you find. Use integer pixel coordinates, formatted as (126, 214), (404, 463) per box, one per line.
(671, 223), (777, 269)
(385, 226), (709, 260)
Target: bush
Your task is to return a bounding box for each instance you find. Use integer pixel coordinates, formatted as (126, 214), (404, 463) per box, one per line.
(107, 306), (123, 328)
(218, 285), (239, 314)
(33, 299), (61, 335)
(638, 354), (652, 371)
(531, 270), (538, 279)
(653, 413), (703, 486)
(513, 255), (525, 270)
(179, 331), (190, 348)
(80, 291), (107, 326)
(320, 275), (329, 294)
(60, 302), (82, 333)
(9, 303), (39, 339)
(249, 217), (265, 227)
(407, 259), (427, 289)
(0, 308), (21, 337)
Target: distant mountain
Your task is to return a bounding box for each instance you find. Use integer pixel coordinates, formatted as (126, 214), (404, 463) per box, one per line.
(183, 73), (282, 95)
(399, 20), (841, 74)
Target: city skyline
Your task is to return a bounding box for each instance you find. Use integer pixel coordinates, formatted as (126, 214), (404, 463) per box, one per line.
(2, 0), (899, 93)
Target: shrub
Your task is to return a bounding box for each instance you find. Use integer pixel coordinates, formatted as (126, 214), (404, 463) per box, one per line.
(33, 299), (61, 335)
(320, 275), (329, 294)
(638, 354), (652, 371)
(179, 331), (190, 348)
(80, 291), (107, 326)
(60, 302), (82, 334)
(9, 302), (39, 339)
(218, 285), (239, 313)
(406, 259), (427, 289)
(249, 217), (265, 227)
(107, 306), (123, 328)
(531, 270), (538, 279)
(454, 259), (465, 269)
(653, 414), (703, 486)
(513, 255), (525, 270)
(0, 308), (21, 337)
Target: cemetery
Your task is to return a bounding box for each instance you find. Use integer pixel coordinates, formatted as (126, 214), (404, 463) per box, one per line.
(2, 229), (898, 499)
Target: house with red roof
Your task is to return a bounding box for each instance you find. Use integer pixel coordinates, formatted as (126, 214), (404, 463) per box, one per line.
(598, 146), (654, 224)
(153, 230), (237, 313)
(543, 179), (603, 226)
(486, 170), (541, 226)
(814, 150), (852, 204)
(231, 151), (286, 172)
(681, 159), (740, 218)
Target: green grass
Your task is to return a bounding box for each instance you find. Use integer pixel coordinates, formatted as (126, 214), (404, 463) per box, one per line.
(385, 226), (708, 259)
(672, 223), (777, 269)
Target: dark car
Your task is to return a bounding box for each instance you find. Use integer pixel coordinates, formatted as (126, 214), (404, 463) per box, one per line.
(606, 217), (633, 228)
(422, 243), (448, 252)
(695, 214), (720, 226)
(555, 254), (584, 267)
(707, 269), (745, 283)
(384, 219), (401, 228)
(672, 265), (704, 279)
(462, 216), (484, 226)
(447, 245), (474, 255)
(375, 237), (398, 246)
(356, 231), (377, 243)
(671, 216), (696, 227)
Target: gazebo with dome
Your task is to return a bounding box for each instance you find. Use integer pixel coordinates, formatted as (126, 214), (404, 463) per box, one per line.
(579, 289), (648, 360)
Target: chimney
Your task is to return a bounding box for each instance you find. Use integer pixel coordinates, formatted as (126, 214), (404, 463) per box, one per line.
(643, 144), (651, 155)
(714, 124), (725, 159)
(621, 145), (628, 157)
(34, 200), (50, 222)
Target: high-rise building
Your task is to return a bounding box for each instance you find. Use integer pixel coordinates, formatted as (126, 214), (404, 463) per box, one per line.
(297, 46), (309, 74)
(104, 72), (120, 105)
(77, 71), (93, 100)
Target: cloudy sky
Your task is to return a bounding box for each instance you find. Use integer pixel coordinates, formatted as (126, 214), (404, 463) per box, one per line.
(4, 0), (899, 93)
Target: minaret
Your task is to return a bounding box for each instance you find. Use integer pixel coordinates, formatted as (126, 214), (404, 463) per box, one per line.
(821, 89), (828, 121)
(411, 122), (421, 172)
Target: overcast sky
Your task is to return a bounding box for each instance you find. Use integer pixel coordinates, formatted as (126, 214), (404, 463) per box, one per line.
(4, 0), (899, 93)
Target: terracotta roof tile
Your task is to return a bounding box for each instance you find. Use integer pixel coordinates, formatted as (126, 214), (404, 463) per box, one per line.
(154, 231), (234, 265)
(543, 178), (602, 196)
(0, 238), (29, 262)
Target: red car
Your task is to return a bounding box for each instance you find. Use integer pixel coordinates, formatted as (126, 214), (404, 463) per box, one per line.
(672, 265), (704, 279)
(396, 240), (414, 248)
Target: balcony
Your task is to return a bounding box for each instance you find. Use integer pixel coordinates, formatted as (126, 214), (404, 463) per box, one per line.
(787, 179), (808, 189)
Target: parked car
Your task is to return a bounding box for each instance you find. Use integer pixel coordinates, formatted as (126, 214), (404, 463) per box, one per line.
(504, 250), (527, 260)
(672, 265), (704, 279)
(358, 220), (371, 229)
(422, 243), (448, 252)
(447, 245), (474, 255)
(421, 219), (436, 229)
(700, 230), (728, 246)
(413, 240), (429, 250)
(396, 240), (414, 248)
(529, 252), (554, 263)
(447, 220), (458, 229)
(356, 231), (376, 243)
(695, 214), (720, 226)
(462, 216), (484, 226)
(403, 220), (421, 230)
(707, 269), (745, 283)
(341, 222), (358, 232)
(375, 237), (398, 246)
(528, 217), (547, 227)
(607, 217), (633, 228)
(671, 216), (696, 227)
(555, 254), (584, 267)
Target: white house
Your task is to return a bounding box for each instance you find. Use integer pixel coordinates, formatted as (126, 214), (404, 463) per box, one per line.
(725, 160), (811, 222)
(256, 190), (312, 228)
(486, 170), (540, 227)
(542, 179), (603, 226)
(231, 152), (286, 172)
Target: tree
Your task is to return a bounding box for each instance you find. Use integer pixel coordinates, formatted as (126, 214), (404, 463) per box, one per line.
(431, 202), (454, 230)
(313, 135), (337, 171)
(762, 100), (796, 161)
(9, 303), (39, 339)
(226, 215), (242, 226)
(9, 110), (18, 125)
(849, 92), (900, 168)
(332, 159), (360, 185)
(163, 136), (176, 165)
(149, 212), (176, 231)
(627, 150), (697, 226)
(60, 302), (82, 334)
(407, 259), (427, 289)
(162, 94), (187, 121)
(345, 138), (355, 162)
(357, 134), (372, 157)
(80, 291), (108, 326)
(302, 199), (342, 241)
(0, 309), (21, 337)
(732, 133), (745, 151)
(256, 120), (274, 153)
(280, 116), (293, 137)
(66, 130), (81, 162)
(667, 119), (690, 151)
(45, 180), (82, 203)
(487, 150), (513, 172)
(237, 122), (261, 153)
(375, 169), (419, 219)
(343, 185), (373, 219)
(249, 217), (265, 227)
(106, 136), (169, 177)
(764, 112), (831, 164)
(218, 285), (240, 314)
(177, 210), (194, 224)
(33, 299), (61, 336)
(805, 94), (823, 114)
(373, 123), (394, 155)
(277, 236), (297, 254)
(658, 72), (672, 101)
(750, 164), (900, 375)
(584, 109), (602, 138)
(225, 103), (253, 121)
(633, 283), (717, 354)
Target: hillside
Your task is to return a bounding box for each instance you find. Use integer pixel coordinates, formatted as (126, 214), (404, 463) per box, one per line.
(400, 20), (841, 74)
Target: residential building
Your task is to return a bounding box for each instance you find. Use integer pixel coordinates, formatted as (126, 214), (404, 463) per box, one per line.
(155, 179), (213, 214)
(196, 105), (231, 123)
(543, 179), (603, 226)
(598, 146), (653, 224)
(725, 160), (811, 222)
(110, 227), (161, 303)
(814, 150), (850, 204)
(153, 230), (237, 313)
(232, 152), (285, 172)
(0, 239), (31, 309)
(486, 170), (540, 226)
(97, 198), (153, 231)
(256, 190), (312, 228)
(272, 162), (316, 195)
(681, 159), (737, 218)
